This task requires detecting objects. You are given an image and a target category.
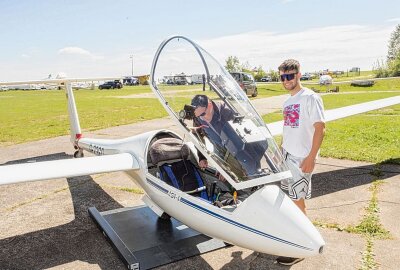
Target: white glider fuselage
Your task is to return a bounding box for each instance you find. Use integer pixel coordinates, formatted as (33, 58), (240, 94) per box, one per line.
(76, 129), (324, 258)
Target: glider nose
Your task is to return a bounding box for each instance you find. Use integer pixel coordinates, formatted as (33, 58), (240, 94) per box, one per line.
(234, 185), (325, 257)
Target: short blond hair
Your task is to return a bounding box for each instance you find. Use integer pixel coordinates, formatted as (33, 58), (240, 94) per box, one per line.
(278, 59), (300, 73)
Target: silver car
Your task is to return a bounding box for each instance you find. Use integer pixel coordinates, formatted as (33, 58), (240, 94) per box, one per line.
(230, 72), (258, 97)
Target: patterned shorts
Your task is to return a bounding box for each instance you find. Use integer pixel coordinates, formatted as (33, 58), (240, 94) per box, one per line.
(280, 150), (312, 200)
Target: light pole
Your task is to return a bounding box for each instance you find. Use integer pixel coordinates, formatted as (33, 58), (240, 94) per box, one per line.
(129, 54), (134, 76)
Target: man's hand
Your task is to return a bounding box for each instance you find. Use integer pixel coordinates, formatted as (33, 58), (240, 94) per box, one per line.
(216, 172), (226, 181)
(300, 155), (316, 173)
(199, 159), (208, 169)
(190, 124), (208, 132)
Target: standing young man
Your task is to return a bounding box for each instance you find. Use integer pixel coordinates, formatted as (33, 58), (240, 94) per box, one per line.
(276, 59), (325, 265)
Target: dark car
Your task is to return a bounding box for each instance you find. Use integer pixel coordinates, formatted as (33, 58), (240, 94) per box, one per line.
(260, 76), (271, 82)
(99, 80), (123, 90)
(300, 74), (312, 81)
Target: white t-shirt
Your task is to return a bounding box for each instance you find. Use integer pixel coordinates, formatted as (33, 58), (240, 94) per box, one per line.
(282, 88), (325, 158)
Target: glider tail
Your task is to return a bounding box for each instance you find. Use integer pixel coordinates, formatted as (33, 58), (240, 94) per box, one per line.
(64, 82), (83, 150)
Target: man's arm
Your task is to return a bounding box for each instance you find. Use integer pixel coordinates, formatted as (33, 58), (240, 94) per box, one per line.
(300, 122), (325, 173)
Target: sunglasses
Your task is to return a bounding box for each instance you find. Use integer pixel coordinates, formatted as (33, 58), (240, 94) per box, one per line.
(196, 103), (208, 117)
(280, 73), (297, 81)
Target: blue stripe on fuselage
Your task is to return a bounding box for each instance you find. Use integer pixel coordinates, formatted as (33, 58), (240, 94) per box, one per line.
(147, 178), (168, 194)
(147, 177), (312, 251)
(180, 197), (313, 251)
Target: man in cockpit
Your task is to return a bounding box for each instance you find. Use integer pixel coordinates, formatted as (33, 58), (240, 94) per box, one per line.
(190, 94), (264, 180)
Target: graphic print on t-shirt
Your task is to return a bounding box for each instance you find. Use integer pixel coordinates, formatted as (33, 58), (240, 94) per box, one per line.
(284, 104), (300, 128)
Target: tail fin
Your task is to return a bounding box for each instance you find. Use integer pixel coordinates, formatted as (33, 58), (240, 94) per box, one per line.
(64, 82), (82, 147)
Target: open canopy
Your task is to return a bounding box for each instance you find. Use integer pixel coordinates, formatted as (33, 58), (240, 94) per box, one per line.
(150, 36), (291, 190)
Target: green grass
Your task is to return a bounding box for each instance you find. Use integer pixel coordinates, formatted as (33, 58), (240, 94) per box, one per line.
(0, 88), (166, 145)
(255, 83), (287, 98)
(321, 105), (400, 164)
(1, 85), (400, 165)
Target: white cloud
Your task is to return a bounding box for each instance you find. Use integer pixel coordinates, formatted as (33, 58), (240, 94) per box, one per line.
(3, 24), (395, 81)
(20, 54), (30, 58)
(199, 24), (393, 72)
(386, 18), (400, 23)
(58, 47), (103, 60)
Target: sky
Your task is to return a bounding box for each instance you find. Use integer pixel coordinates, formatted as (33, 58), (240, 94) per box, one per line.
(1, 0), (400, 81)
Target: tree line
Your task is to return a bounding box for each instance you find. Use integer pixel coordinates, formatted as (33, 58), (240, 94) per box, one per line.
(374, 24), (400, 78)
(224, 56), (280, 82)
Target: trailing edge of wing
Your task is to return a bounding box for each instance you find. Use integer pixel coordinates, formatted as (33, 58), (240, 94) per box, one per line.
(0, 153), (139, 186)
(267, 95), (400, 136)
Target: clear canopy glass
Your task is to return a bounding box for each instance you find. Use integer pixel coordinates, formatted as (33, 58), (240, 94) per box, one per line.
(150, 36), (291, 190)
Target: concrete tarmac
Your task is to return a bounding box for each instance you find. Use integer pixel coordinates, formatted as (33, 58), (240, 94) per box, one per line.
(0, 96), (399, 270)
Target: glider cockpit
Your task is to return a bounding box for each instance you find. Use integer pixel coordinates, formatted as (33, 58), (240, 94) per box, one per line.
(150, 36), (292, 191)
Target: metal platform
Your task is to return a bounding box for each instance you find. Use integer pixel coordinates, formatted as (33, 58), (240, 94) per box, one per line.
(88, 205), (227, 270)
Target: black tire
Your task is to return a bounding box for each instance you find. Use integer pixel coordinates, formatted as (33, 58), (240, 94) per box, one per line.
(74, 150), (84, 158)
(159, 212), (171, 220)
(252, 88), (258, 97)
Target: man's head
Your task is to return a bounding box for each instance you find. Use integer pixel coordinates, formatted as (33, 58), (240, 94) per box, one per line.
(191, 94), (212, 120)
(278, 59), (301, 92)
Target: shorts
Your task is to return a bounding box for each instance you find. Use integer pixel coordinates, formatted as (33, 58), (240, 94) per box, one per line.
(280, 149), (312, 200)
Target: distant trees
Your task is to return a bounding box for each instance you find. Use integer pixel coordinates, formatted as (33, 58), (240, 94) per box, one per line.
(374, 24), (400, 77)
(387, 24), (400, 62)
(253, 66), (267, 81)
(225, 56), (241, 72)
(268, 69), (280, 82)
(225, 56), (278, 81)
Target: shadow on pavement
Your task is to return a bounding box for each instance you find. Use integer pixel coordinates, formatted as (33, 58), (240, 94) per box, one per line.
(2, 152), (72, 165)
(0, 153), (213, 270)
(0, 173), (127, 269)
(219, 251), (283, 270)
(312, 161), (400, 199)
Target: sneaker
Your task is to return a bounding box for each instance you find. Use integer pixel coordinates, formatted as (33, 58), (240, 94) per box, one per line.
(276, 256), (304, 265)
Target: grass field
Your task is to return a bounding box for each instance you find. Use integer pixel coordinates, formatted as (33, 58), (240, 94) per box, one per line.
(1, 83), (399, 164)
(0, 87), (166, 144)
(321, 105), (400, 164)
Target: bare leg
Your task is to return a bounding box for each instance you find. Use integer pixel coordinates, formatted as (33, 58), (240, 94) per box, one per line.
(294, 198), (306, 215)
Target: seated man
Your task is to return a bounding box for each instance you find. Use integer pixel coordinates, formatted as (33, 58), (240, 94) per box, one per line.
(190, 95), (267, 180)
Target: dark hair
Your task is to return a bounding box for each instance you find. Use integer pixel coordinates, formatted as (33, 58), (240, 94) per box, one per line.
(191, 95), (208, 108)
(278, 59), (300, 73)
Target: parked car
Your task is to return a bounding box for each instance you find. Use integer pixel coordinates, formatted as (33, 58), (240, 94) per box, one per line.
(174, 76), (188, 85)
(99, 80), (123, 90)
(300, 74), (312, 81)
(260, 76), (271, 82)
(230, 72), (258, 97)
(123, 77), (139, 86)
